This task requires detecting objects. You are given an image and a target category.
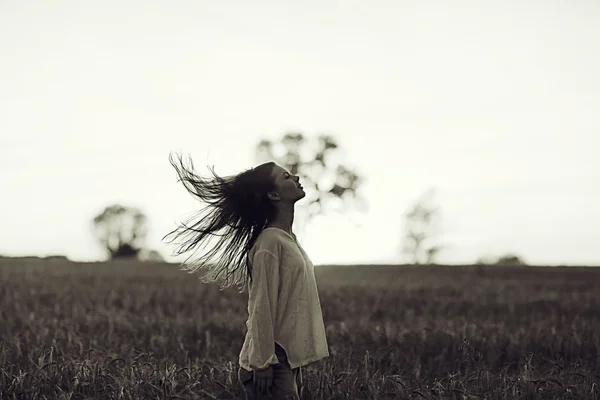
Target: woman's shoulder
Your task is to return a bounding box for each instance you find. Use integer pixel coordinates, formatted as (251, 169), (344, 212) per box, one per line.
(251, 228), (291, 255)
(255, 228), (286, 246)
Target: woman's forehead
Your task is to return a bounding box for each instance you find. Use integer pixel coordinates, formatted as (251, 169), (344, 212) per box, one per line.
(270, 164), (289, 176)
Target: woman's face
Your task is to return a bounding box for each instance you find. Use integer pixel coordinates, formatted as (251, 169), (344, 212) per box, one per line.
(267, 164), (305, 204)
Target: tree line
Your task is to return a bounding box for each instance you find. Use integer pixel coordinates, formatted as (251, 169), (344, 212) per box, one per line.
(92, 132), (525, 266)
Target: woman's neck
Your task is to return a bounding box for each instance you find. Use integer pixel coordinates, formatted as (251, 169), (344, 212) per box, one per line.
(267, 205), (295, 234)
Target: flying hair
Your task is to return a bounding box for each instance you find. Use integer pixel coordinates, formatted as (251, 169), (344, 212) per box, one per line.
(162, 152), (277, 292)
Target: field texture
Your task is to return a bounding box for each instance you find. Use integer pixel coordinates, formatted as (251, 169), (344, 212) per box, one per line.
(1, 258), (599, 399)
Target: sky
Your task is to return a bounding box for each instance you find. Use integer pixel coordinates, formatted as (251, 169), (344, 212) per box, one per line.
(1, 0), (599, 266)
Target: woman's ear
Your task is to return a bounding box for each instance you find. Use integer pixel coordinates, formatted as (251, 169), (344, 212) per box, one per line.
(266, 191), (280, 201)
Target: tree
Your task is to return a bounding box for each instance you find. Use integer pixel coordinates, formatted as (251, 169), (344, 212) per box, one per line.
(495, 253), (526, 266)
(402, 189), (443, 265)
(425, 245), (443, 265)
(92, 204), (148, 260)
(255, 133), (366, 235)
(475, 255), (494, 265)
(475, 253), (526, 266)
(139, 249), (165, 263)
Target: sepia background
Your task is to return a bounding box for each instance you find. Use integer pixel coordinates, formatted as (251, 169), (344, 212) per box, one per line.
(2, 1), (599, 399)
(2, 0), (599, 266)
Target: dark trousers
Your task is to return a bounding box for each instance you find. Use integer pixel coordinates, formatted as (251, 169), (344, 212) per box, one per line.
(238, 343), (303, 400)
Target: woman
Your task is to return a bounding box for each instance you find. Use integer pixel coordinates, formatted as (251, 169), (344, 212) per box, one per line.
(164, 153), (329, 399)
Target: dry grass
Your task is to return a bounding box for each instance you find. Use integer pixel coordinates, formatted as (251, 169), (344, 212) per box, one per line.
(1, 258), (599, 399)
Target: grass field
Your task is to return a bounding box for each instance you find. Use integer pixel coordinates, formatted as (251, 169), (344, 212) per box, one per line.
(1, 258), (599, 399)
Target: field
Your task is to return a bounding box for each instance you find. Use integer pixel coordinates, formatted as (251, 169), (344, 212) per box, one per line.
(1, 258), (599, 399)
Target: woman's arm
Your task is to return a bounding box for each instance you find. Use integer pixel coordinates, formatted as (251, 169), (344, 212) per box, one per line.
(246, 249), (280, 370)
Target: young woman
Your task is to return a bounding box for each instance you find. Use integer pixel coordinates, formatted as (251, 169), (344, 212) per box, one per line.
(164, 153), (329, 399)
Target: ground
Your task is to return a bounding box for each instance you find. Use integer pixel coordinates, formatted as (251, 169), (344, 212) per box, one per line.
(1, 258), (599, 399)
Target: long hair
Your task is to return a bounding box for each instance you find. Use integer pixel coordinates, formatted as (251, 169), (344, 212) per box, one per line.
(163, 152), (277, 292)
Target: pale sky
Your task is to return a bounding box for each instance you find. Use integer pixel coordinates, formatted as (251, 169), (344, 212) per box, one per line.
(1, 0), (599, 266)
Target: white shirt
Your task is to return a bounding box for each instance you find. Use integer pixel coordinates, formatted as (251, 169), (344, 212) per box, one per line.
(238, 227), (329, 371)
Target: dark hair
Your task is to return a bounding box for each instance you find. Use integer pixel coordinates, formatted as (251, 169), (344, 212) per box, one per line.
(163, 152), (277, 292)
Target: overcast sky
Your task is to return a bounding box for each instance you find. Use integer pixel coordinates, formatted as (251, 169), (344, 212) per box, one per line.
(1, 0), (599, 266)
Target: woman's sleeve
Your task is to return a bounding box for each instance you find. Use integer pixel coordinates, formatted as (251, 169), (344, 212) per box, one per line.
(246, 249), (280, 370)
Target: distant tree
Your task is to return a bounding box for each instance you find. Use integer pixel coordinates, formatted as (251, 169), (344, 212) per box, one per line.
(255, 132), (366, 235)
(495, 253), (526, 266)
(92, 204), (148, 260)
(476, 253), (526, 266)
(402, 189), (443, 265)
(139, 249), (165, 263)
(425, 245), (443, 265)
(475, 256), (494, 265)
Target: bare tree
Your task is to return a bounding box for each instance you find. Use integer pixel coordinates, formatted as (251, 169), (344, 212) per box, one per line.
(402, 189), (443, 265)
(255, 132), (366, 236)
(92, 204), (148, 260)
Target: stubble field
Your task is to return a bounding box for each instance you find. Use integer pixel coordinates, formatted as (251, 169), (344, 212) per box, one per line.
(1, 258), (599, 399)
